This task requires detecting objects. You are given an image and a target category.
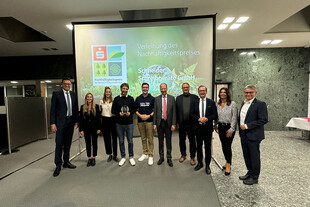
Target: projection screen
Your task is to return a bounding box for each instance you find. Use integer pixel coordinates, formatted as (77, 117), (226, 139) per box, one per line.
(74, 16), (215, 105)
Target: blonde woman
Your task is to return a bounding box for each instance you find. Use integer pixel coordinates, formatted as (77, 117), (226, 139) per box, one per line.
(79, 93), (101, 167)
(100, 87), (119, 162)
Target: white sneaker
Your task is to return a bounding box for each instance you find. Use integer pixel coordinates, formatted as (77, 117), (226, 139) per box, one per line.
(148, 157), (154, 166)
(119, 158), (126, 166)
(129, 158), (136, 166)
(138, 154), (148, 162)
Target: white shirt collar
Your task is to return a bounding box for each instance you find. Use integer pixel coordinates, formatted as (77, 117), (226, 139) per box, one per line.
(244, 97), (256, 104)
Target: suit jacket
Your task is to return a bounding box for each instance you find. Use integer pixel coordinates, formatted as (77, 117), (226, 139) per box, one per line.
(238, 98), (268, 141)
(176, 93), (198, 126)
(50, 90), (78, 127)
(191, 97), (218, 131)
(79, 104), (101, 132)
(153, 94), (176, 129)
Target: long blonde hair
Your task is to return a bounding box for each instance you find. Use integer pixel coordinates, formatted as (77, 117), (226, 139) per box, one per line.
(83, 93), (96, 116)
(102, 87), (113, 103)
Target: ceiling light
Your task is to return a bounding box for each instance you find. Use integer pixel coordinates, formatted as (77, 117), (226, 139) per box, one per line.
(66, 24), (73, 30)
(217, 24), (228, 30)
(229, 24), (241, 30)
(240, 52), (247, 55)
(10, 81), (18, 84)
(45, 80), (52, 83)
(271, 40), (282, 44)
(223, 17), (235, 23)
(261, 40), (272, 45)
(247, 51), (255, 55)
(236, 17), (249, 23)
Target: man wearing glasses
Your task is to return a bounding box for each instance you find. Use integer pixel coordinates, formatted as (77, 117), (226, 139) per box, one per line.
(239, 85), (268, 185)
(191, 85), (217, 174)
(50, 78), (78, 177)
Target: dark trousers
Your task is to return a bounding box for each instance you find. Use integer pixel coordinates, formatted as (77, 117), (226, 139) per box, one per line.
(84, 130), (98, 157)
(54, 117), (74, 166)
(102, 116), (118, 157)
(196, 125), (212, 166)
(157, 120), (172, 159)
(240, 132), (261, 179)
(218, 124), (235, 164)
(179, 124), (196, 158)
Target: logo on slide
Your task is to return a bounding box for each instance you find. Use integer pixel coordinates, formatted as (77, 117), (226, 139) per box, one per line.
(92, 45), (126, 86)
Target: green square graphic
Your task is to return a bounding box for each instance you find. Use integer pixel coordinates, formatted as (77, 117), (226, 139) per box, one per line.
(94, 62), (108, 77)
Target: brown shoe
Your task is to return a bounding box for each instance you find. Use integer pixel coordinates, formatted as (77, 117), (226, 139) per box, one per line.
(179, 156), (186, 163)
(190, 158), (196, 166)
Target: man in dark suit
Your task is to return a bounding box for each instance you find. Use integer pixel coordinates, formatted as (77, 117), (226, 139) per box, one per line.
(153, 83), (176, 167)
(191, 85), (217, 174)
(176, 83), (198, 165)
(239, 85), (268, 185)
(50, 78), (78, 177)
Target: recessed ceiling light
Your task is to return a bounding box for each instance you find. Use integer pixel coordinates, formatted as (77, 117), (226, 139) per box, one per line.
(45, 80), (52, 83)
(223, 17), (235, 23)
(247, 51), (255, 55)
(240, 52), (247, 55)
(236, 17), (249, 23)
(10, 81), (18, 84)
(271, 40), (282, 44)
(217, 24), (228, 30)
(229, 24), (241, 30)
(66, 24), (73, 30)
(261, 40), (272, 45)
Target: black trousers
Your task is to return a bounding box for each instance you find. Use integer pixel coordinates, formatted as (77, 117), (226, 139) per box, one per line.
(179, 124), (196, 158)
(218, 123), (235, 164)
(84, 129), (98, 157)
(102, 116), (118, 157)
(196, 125), (212, 166)
(54, 117), (74, 166)
(240, 132), (261, 179)
(157, 120), (172, 159)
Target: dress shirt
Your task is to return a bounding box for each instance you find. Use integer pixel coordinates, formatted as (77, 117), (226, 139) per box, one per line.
(62, 89), (72, 116)
(240, 97), (256, 129)
(199, 98), (207, 119)
(100, 100), (113, 117)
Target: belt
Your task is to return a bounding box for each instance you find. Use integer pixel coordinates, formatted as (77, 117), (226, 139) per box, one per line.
(218, 122), (230, 126)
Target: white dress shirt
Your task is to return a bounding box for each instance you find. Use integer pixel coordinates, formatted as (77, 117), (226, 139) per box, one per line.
(240, 97), (256, 129)
(62, 89), (72, 116)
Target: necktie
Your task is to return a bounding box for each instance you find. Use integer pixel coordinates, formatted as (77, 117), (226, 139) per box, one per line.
(163, 95), (167, 120)
(66, 91), (72, 116)
(201, 99), (204, 118)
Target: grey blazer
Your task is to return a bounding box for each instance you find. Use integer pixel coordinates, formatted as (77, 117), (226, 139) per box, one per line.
(153, 94), (176, 129)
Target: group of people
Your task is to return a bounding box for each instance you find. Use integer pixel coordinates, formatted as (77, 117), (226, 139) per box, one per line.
(50, 78), (268, 186)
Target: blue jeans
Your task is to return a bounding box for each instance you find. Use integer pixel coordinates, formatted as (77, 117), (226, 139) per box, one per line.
(116, 123), (134, 158)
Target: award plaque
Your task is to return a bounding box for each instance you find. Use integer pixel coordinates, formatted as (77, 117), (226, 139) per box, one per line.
(121, 105), (129, 114)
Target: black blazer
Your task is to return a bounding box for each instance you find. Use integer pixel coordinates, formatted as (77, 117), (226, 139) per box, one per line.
(176, 93), (198, 126)
(50, 90), (78, 127)
(79, 104), (101, 132)
(191, 98), (218, 131)
(239, 98), (268, 141)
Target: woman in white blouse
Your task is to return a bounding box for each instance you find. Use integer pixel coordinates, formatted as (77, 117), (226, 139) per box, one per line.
(100, 87), (119, 162)
(215, 88), (238, 176)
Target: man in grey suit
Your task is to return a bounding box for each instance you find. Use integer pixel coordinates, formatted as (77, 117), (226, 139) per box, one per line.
(239, 85), (268, 185)
(153, 83), (176, 167)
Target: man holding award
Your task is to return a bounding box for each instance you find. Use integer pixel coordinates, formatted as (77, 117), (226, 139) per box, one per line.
(112, 83), (136, 166)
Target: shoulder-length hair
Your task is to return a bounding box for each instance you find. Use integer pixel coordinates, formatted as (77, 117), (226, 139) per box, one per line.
(102, 87), (113, 103)
(83, 93), (96, 116)
(218, 87), (232, 106)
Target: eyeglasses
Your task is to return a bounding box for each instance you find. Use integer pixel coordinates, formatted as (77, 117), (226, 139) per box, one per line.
(62, 83), (71, 86)
(198, 90), (206, 92)
(244, 91), (254, 94)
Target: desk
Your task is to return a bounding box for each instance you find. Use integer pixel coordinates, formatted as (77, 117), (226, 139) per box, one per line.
(286, 118), (310, 131)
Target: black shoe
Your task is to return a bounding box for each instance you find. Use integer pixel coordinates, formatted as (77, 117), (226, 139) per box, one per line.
(113, 156), (120, 162)
(107, 155), (113, 162)
(194, 163), (203, 171)
(53, 166), (61, 177)
(157, 158), (164, 165)
(239, 174), (250, 180)
(222, 166), (226, 171)
(243, 178), (258, 185)
(63, 162), (76, 169)
(225, 170), (231, 176)
(87, 159), (92, 167)
(91, 158), (96, 166)
(167, 159), (173, 167)
(205, 166), (211, 174)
